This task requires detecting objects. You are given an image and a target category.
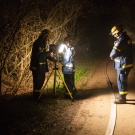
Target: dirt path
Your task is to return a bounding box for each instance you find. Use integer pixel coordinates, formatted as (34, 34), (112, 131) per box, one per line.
(109, 63), (135, 135)
(107, 59), (135, 135)
(67, 58), (111, 135)
(0, 56), (135, 135)
(66, 58), (135, 135)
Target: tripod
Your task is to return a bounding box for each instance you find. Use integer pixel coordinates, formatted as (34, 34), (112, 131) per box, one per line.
(38, 62), (74, 101)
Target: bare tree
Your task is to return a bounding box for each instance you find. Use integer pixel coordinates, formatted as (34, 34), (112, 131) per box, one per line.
(0, 0), (82, 95)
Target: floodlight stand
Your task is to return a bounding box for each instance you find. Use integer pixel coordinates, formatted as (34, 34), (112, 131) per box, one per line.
(38, 62), (74, 101)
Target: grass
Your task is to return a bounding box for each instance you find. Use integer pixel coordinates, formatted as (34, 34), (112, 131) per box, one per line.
(74, 52), (99, 85)
(40, 57), (97, 96)
(0, 52), (101, 135)
(75, 62), (92, 82)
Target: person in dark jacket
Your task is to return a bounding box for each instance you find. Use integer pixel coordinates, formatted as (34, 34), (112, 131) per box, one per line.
(30, 29), (56, 100)
(58, 36), (77, 98)
(109, 24), (133, 104)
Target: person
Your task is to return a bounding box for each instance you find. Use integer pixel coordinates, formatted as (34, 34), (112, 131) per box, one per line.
(109, 24), (133, 104)
(58, 36), (77, 99)
(30, 29), (56, 100)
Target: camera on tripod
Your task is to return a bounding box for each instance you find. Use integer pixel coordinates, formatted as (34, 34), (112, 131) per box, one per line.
(49, 44), (60, 54)
(49, 44), (62, 62)
(38, 44), (74, 101)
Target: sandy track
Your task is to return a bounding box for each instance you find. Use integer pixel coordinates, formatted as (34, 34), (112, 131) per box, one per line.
(67, 58), (135, 135)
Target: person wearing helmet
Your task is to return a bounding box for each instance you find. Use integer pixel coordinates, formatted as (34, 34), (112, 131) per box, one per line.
(30, 29), (56, 100)
(58, 36), (77, 99)
(109, 24), (133, 104)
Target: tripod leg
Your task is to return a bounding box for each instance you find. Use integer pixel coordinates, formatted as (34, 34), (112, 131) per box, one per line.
(57, 70), (74, 101)
(38, 70), (54, 100)
(53, 67), (57, 97)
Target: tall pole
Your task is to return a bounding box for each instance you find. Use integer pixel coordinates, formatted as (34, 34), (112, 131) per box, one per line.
(0, 70), (1, 95)
(53, 62), (57, 97)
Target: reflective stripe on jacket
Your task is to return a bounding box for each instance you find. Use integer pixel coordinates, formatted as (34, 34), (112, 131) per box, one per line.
(110, 32), (133, 69)
(30, 35), (49, 72)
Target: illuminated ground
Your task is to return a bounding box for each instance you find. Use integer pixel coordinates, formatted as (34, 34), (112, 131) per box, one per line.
(71, 57), (135, 135)
(0, 56), (135, 135)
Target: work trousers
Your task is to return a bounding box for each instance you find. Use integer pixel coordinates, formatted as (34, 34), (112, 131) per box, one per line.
(32, 69), (45, 98)
(64, 73), (75, 93)
(117, 68), (131, 99)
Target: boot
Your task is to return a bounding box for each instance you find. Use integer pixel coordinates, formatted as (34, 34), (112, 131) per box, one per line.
(72, 89), (78, 98)
(114, 97), (126, 104)
(33, 91), (40, 100)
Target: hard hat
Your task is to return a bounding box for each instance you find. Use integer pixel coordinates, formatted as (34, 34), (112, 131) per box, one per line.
(41, 29), (51, 36)
(110, 24), (124, 36)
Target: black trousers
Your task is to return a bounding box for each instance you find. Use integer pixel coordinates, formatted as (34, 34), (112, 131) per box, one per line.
(32, 69), (45, 91)
(64, 73), (75, 93)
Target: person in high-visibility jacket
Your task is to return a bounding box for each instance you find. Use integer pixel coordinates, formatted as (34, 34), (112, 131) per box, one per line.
(109, 24), (133, 104)
(30, 29), (56, 100)
(59, 36), (77, 98)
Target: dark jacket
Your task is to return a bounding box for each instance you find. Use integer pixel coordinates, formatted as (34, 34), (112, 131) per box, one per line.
(110, 32), (133, 70)
(30, 35), (55, 72)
